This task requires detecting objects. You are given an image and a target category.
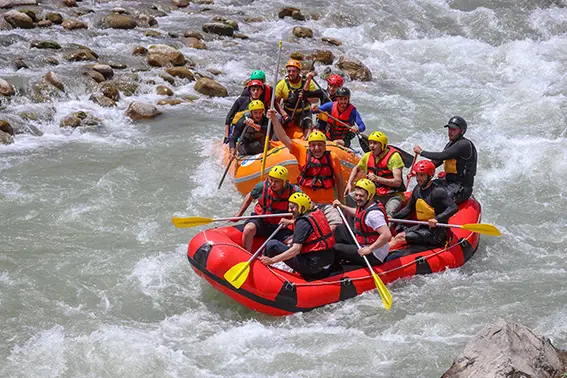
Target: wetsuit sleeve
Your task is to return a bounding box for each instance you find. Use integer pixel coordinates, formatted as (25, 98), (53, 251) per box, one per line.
(229, 118), (246, 149)
(351, 108), (366, 132)
(420, 139), (472, 161)
(393, 189), (417, 219)
(292, 218), (313, 245)
(318, 102), (333, 113)
(225, 96), (247, 125)
(432, 187), (458, 223)
(250, 181), (264, 199)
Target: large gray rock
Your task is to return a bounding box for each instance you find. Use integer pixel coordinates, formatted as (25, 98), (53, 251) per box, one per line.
(202, 22), (234, 37)
(3, 10), (34, 29)
(165, 67), (194, 80)
(102, 13), (137, 29)
(337, 55), (372, 82)
(61, 19), (88, 30)
(194, 77), (227, 97)
(147, 44), (185, 67)
(442, 319), (567, 378)
(125, 101), (161, 120)
(0, 77), (15, 96)
(292, 26), (312, 38)
(0, 0), (37, 8)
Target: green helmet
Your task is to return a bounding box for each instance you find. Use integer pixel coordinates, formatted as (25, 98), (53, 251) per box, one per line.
(250, 70), (266, 82)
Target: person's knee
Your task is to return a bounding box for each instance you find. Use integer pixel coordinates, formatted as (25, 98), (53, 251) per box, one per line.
(385, 197), (402, 216)
(243, 222), (257, 235)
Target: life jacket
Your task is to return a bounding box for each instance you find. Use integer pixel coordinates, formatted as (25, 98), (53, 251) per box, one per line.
(299, 208), (335, 253)
(326, 102), (354, 141)
(442, 137), (477, 187)
(354, 201), (388, 245)
(298, 150), (335, 190)
(367, 147), (406, 195)
(262, 84), (273, 106)
(241, 114), (268, 142)
(416, 198), (435, 221)
(254, 180), (296, 224)
(283, 77), (308, 111)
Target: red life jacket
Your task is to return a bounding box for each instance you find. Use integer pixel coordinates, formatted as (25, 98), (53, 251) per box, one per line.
(299, 208), (335, 253)
(354, 202), (388, 245)
(254, 180), (296, 224)
(367, 147), (406, 195)
(262, 84), (273, 107)
(298, 150), (335, 190)
(326, 102), (354, 141)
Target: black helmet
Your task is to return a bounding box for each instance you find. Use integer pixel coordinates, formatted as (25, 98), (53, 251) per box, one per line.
(444, 116), (467, 132)
(335, 87), (351, 97)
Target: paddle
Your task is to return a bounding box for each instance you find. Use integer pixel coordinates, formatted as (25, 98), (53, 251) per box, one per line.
(405, 152), (418, 188)
(218, 123), (250, 190)
(389, 219), (502, 236)
(336, 207), (393, 310)
(172, 212), (293, 228)
(224, 224), (285, 289)
(260, 40), (283, 180)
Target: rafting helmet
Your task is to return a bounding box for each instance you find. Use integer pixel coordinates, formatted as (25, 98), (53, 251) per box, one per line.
(247, 79), (264, 88)
(248, 100), (265, 111)
(307, 130), (327, 143)
(414, 160), (436, 176)
(444, 116), (467, 133)
(286, 59), (302, 71)
(327, 74), (344, 87)
(250, 70), (266, 82)
(335, 87), (351, 98)
(269, 165), (288, 181)
(288, 192), (311, 214)
(368, 131), (388, 150)
(355, 178), (376, 201)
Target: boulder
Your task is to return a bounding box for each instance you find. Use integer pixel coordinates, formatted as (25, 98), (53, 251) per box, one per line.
(19, 10), (37, 22)
(102, 13), (137, 29)
(132, 46), (147, 56)
(101, 83), (120, 100)
(14, 57), (28, 70)
(30, 40), (61, 49)
(292, 26), (312, 38)
(44, 71), (65, 91)
(37, 20), (52, 27)
(165, 67), (194, 80)
(108, 62), (127, 69)
(0, 120), (15, 135)
(0, 77), (15, 96)
(291, 10), (307, 21)
(244, 17), (264, 23)
(278, 7), (300, 18)
(106, 76), (137, 96)
(92, 64), (114, 80)
(125, 101), (161, 120)
(289, 51), (304, 60)
(156, 85), (173, 96)
(64, 49), (97, 61)
(147, 44), (185, 67)
(0, 130), (14, 145)
(0, 0), (37, 8)
(45, 12), (63, 24)
(60, 111), (102, 128)
(172, 0), (188, 7)
(194, 77), (227, 97)
(84, 69), (105, 83)
(233, 33), (248, 39)
(186, 37), (206, 49)
(159, 73), (175, 85)
(442, 319), (567, 378)
(45, 57), (59, 65)
(202, 22), (234, 37)
(322, 36), (342, 46)
(183, 30), (203, 39)
(156, 98), (183, 105)
(212, 16), (238, 31)
(89, 93), (116, 107)
(61, 19), (88, 30)
(337, 55), (372, 81)
(3, 10), (34, 29)
(136, 13), (157, 28)
(63, 0), (77, 6)
(306, 50), (334, 65)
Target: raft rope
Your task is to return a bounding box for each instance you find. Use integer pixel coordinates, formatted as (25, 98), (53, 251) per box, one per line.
(201, 229), (473, 288)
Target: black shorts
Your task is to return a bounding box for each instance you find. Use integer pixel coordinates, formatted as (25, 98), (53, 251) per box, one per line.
(244, 215), (292, 239)
(404, 225), (447, 247)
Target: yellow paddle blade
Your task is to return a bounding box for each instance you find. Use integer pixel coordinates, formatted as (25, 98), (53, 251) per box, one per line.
(224, 261), (251, 289)
(461, 223), (501, 237)
(371, 272), (392, 310)
(171, 217), (214, 228)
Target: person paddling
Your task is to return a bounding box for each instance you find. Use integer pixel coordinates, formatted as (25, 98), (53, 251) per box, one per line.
(229, 100), (271, 156)
(413, 116), (477, 204)
(259, 192), (335, 277)
(388, 160), (458, 250)
(332, 179), (392, 266)
(345, 131), (405, 215)
(311, 87), (366, 147)
(234, 165), (300, 252)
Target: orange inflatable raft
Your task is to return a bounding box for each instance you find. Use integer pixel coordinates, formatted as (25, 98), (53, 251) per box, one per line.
(225, 140), (362, 194)
(186, 197), (482, 316)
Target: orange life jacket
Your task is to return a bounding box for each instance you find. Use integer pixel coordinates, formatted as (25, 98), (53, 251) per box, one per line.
(367, 147), (406, 195)
(298, 150), (335, 190)
(354, 202), (388, 245)
(326, 102), (354, 141)
(299, 208), (335, 253)
(254, 180), (296, 224)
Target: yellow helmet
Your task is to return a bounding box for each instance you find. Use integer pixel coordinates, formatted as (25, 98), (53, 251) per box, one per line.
(307, 130), (327, 143)
(248, 100), (265, 112)
(268, 165), (288, 181)
(288, 192), (311, 214)
(355, 178), (376, 201)
(368, 131), (388, 150)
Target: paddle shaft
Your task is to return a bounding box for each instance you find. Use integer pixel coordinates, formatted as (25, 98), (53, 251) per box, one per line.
(390, 218), (466, 229)
(260, 41), (283, 180)
(218, 121), (250, 190)
(213, 213), (293, 223)
(405, 152), (418, 188)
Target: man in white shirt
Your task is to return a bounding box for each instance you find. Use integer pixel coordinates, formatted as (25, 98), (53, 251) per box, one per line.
(332, 179), (392, 265)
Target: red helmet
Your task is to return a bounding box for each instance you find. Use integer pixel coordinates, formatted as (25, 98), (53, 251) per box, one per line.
(247, 79), (264, 88)
(414, 160), (435, 176)
(327, 74), (344, 87)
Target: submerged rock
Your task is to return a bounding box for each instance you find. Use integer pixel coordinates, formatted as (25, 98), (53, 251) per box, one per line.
(321, 37), (343, 46)
(292, 26), (313, 38)
(194, 77), (227, 97)
(337, 55), (372, 82)
(30, 40), (61, 49)
(125, 101), (161, 120)
(202, 22), (234, 37)
(89, 93), (116, 107)
(442, 319), (567, 378)
(60, 111), (102, 128)
(0, 129), (14, 145)
(14, 57), (28, 70)
(45, 12), (63, 24)
(44, 71), (65, 91)
(0, 78), (15, 96)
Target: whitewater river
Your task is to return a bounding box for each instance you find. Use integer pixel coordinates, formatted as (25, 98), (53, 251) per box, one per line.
(1, 0), (566, 376)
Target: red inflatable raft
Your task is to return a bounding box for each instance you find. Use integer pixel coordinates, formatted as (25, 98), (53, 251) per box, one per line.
(186, 197), (482, 316)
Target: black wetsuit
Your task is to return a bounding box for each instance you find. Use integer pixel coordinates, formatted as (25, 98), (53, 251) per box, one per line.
(229, 115), (270, 155)
(392, 181), (458, 248)
(420, 136), (477, 204)
(225, 96), (251, 129)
